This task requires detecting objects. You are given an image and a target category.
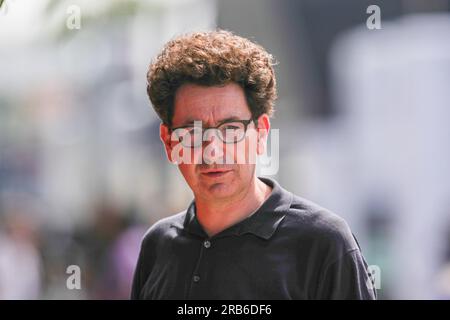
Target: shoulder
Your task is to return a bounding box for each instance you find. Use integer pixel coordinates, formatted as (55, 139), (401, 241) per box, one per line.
(140, 210), (187, 247)
(282, 193), (360, 261)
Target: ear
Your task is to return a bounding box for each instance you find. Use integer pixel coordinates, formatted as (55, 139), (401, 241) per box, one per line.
(255, 114), (270, 155)
(160, 123), (174, 162)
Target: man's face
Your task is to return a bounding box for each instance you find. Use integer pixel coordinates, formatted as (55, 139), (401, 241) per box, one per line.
(160, 83), (270, 202)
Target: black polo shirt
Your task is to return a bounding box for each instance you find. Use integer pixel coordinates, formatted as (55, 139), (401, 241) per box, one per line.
(131, 177), (377, 300)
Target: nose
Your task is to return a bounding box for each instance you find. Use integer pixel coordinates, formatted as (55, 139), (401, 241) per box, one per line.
(202, 130), (224, 164)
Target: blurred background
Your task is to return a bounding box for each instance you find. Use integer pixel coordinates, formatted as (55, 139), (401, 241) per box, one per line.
(1, 0), (450, 299)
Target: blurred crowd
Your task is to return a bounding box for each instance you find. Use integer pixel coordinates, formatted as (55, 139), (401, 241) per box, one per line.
(0, 194), (147, 299)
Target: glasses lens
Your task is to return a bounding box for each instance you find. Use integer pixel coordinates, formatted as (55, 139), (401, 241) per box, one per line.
(218, 122), (246, 143)
(174, 127), (202, 148)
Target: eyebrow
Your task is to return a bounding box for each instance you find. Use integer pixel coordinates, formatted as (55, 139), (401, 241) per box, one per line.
(176, 116), (242, 128)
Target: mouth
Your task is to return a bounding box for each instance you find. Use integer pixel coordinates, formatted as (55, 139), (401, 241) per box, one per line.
(200, 169), (233, 178)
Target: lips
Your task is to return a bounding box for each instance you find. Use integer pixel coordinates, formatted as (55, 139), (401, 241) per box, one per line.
(199, 168), (233, 178)
(200, 168), (231, 174)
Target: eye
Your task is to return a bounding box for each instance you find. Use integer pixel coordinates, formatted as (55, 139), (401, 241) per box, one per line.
(173, 127), (194, 139)
(222, 125), (240, 130)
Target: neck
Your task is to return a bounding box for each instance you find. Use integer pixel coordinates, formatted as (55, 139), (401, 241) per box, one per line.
(195, 177), (272, 238)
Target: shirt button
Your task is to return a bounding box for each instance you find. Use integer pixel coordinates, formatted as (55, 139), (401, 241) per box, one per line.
(203, 240), (211, 248)
(193, 275), (200, 283)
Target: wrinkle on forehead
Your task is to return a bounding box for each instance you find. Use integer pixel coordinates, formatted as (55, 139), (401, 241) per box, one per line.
(172, 83), (251, 127)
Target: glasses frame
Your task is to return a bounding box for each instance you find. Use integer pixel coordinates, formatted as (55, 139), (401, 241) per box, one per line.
(170, 118), (257, 148)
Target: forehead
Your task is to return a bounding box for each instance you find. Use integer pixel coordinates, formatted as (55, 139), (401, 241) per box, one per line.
(172, 83), (251, 126)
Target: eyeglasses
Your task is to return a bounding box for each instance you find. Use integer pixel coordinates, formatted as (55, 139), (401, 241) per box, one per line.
(170, 118), (256, 148)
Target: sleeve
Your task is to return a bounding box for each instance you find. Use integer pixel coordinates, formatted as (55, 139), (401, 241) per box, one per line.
(316, 248), (377, 300)
(129, 221), (165, 300)
(130, 243), (145, 300)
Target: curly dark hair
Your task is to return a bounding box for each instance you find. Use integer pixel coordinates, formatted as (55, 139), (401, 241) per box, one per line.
(147, 30), (277, 126)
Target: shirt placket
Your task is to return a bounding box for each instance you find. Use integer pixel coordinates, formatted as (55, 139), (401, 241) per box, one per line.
(185, 237), (213, 299)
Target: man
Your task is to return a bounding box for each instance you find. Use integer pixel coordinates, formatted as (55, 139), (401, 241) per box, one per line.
(131, 30), (376, 300)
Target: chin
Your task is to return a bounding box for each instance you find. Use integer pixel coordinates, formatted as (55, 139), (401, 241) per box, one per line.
(200, 180), (238, 200)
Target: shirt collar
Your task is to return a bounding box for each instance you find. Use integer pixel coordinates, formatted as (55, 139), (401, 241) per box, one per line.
(172, 177), (293, 240)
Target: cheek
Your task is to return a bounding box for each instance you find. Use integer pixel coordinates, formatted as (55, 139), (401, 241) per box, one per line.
(178, 164), (197, 184)
(170, 142), (204, 165)
(223, 135), (257, 164)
